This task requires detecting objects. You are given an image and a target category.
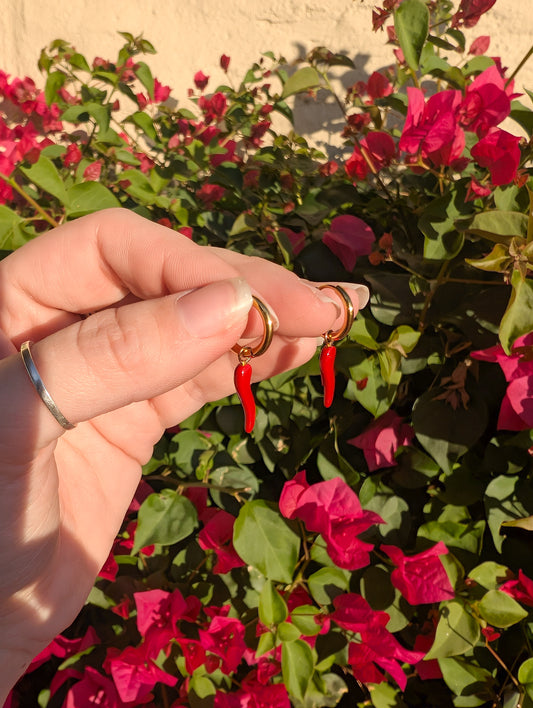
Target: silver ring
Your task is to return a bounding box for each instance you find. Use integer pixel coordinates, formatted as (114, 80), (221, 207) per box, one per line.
(20, 340), (75, 430)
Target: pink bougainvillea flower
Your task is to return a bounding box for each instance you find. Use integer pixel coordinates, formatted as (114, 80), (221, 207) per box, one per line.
(199, 615), (247, 674)
(28, 626), (100, 674)
(279, 471), (382, 569)
(471, 129), (521, 185)
(348, 409), (414, 471)
(381, 542), (455, 604)
(133, 588), (189, 658)
(220, 54), (231, 72)
(366, 71), (393, 101)
(468, 35), (490, 55)
(64, 665), (143, 708)
(193, 70), (209, 91)
(63, 143), (82, 167)
(107, 646), (176, 704)
(481, 625), (501, 641)
(458, 65), (511, 136)
(452, 0), (497, 28)
(399, 87), (465, 167)
(322, 214), (376, 271)
(248, 120), (271, 147)
(196, 182), (226, 207)
(465, 176), (492, 201)
(331, 594), (424, 690)
(83, 160), (102, 181)
(198, 509), (246, 574)
(345, 131), (395, 182)
(500, 569), (533, 606)
(153, 78), (171, 103)
(198, 92), (228, 124)
(471, 333), (533, 430)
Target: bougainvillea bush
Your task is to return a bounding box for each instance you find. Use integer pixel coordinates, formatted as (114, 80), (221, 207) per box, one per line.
(4, 0), (533, 705)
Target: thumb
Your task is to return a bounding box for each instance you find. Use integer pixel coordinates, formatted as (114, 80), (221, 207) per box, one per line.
(1, 278), (253, 450)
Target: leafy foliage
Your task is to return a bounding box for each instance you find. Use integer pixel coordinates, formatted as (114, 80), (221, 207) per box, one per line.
(5, 1), (533, 706)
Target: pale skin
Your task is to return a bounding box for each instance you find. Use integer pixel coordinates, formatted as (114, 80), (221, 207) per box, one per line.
(0, 208), (367, 701)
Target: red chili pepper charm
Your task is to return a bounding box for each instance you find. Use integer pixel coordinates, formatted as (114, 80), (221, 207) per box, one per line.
(320, 344), (337, 408)
(234, 362), (255, 433)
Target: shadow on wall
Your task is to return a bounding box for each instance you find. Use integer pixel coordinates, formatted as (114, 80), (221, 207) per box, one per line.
(288, 46), (377, 158)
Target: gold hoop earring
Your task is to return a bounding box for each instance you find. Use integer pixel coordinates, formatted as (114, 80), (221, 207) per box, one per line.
(232, 296), (275, 433)
(318, 285), (355, 408)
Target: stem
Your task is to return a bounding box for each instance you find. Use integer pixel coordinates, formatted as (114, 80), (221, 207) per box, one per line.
(418, 260), (449, 331)
(506, 43), (533, 87)
(0, 173), (60, 228)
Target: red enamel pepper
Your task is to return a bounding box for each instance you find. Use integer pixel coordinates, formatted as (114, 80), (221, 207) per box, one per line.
(234, 362), (255, 433)
(320, 344), (337, 408)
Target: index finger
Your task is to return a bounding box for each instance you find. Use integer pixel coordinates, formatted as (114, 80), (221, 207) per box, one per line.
(0, 209), (240, 341)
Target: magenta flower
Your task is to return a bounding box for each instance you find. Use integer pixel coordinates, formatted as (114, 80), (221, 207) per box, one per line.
(107, 646), (176, 704)
(399, 88), (465, 167)
(500, 569), (533, 607)
(348, 409), (414, 471)
(279, 471), (382, 569)
(331, 594), (424, 690)
(134, 588), (189, 658)
(345, 131), (396, 182)
(471, 333), (533, 430)
(381, 542), (455, 604)
(199, 615), (247, 674)
(193, 70), (209, 91)
(471, 129), (521, 185)
(64, 666), (141, 708)
(322, 214), (375, 271)
(458, 65), (511, 137)
(198, 509), (246, 574)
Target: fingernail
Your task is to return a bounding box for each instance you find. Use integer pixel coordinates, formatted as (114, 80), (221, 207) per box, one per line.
(178, 278), (253, 337)
(301, 282), (342, 317)
(336, 283), (370, 309)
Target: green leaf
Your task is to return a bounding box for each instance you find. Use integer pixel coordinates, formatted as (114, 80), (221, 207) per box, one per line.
(19, 155), (68, 204)
(519, 657), (533, 687)
(45, 71), (66, 105)
(419, 191), (468, 260)
(468, 211), (528, 243)
(499, 269), (533, 354)
(125, 111), (157, 140)
(117, 169), (158, 205)
(439, 657), (495, 699)
(291, 605), (322, 636)
(65, 182), (120, 218)
(233, 500), (300, 583)
(133, 490), (198, 553)
(259, 580), (288, 626)
(468, 562), (511, 590)
(412, 388), (488, 474)
(478, 589), (528, 628)
(466, 243), (511, 273)
(69, 52), (91, 72)
(278, 621), (302, 642)
(308, 566), (349, 605)
(510, 100), (533, 135)
(136, 61), (155, 99)
(425, 600), (480, 660)
(0, 206), (24, 249)
(62, 102), (111, 134)
(281, 639), (315, 702)
(394, 0), (429, 71)
(484, 475), (533, 552)
(281, 67), (321, 99)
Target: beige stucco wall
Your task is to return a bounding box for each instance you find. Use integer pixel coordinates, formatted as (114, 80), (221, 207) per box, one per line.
(0, 0), (532, 143)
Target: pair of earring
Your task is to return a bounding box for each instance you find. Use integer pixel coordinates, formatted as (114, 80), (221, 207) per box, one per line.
(233, 285), (355, 433)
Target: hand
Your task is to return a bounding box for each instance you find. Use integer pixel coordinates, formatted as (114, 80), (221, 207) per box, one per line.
(0, 209), (367, 697)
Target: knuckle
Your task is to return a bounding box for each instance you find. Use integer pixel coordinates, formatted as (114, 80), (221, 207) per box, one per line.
(79, 308), (153, 381)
